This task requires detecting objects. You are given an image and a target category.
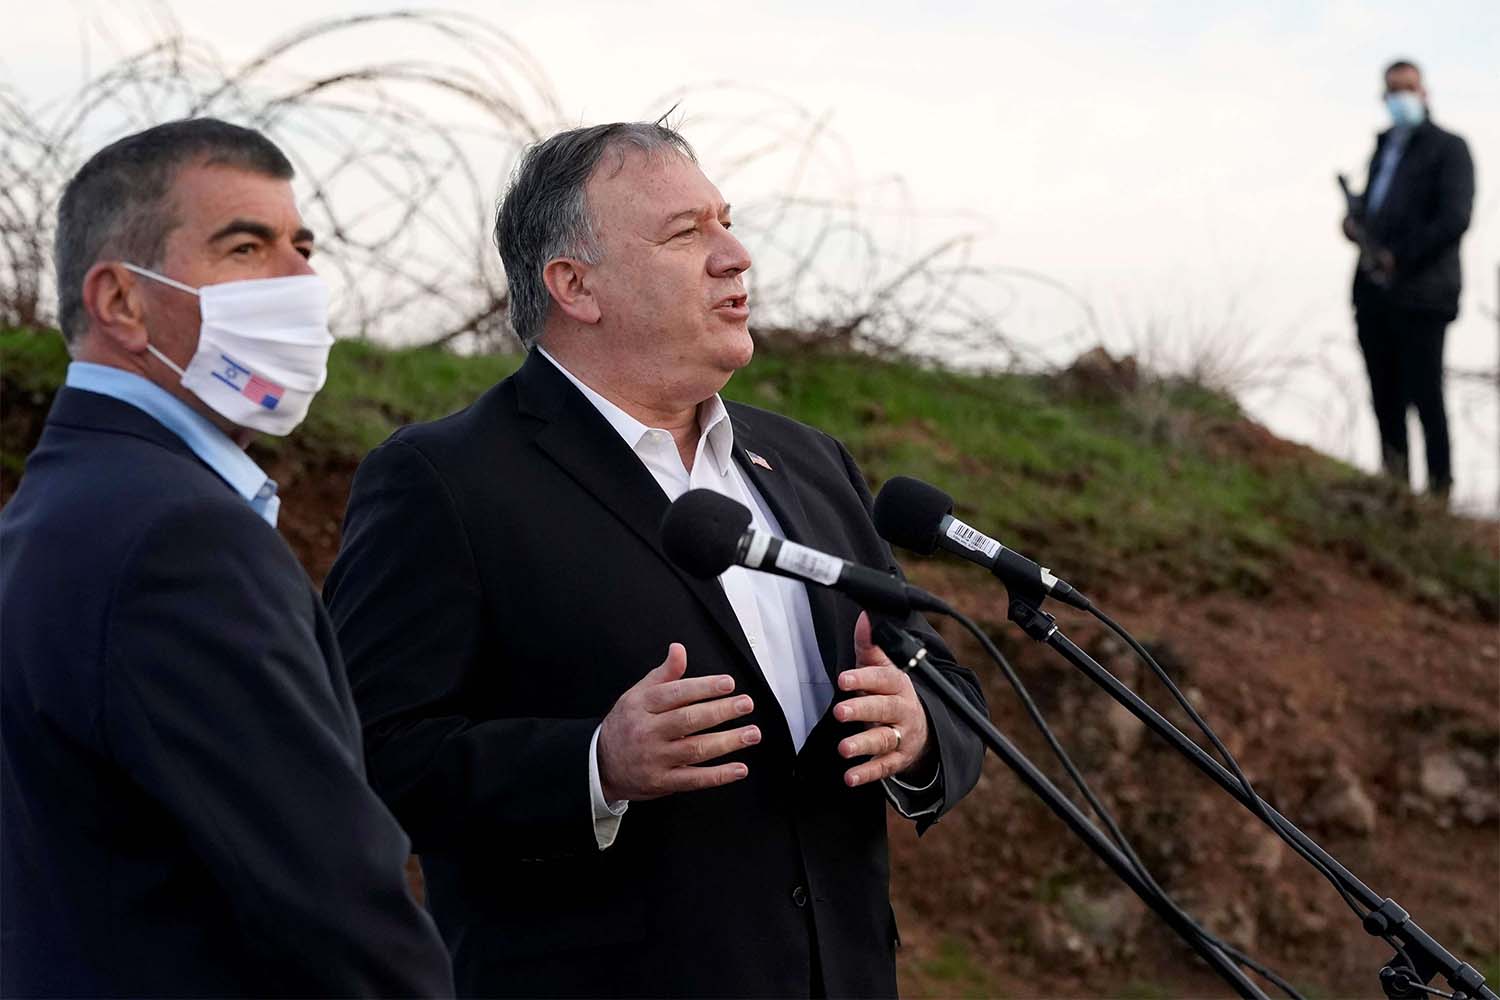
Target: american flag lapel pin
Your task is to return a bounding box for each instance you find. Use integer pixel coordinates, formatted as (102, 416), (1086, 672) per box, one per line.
(747, 450), (773, 471)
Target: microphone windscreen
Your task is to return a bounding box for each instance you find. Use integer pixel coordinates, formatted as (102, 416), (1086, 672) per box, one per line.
(872, 476), (954, 554)
(660, 489), (753, 579)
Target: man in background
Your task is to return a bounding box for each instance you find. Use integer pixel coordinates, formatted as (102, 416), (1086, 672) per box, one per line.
(1343, 59), (1474, 501)
(0, 118), (451, 996)
(324, 121), (987, 997)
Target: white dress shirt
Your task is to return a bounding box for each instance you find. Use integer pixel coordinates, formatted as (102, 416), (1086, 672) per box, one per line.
(536, 349), (937, 849)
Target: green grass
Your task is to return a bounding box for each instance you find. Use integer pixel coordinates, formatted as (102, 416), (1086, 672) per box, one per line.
(914, 935), (1001, 998)
(0, 327), (69, 392)
(280, 339), (522, 456)
(1478, 953), (1500, 992)
(726, 353), (1299, 598)
(3, 326), (1495, 616)
(1031, 869), (1077, 904)
(0, 329), (521, 458)
(723, 350), (1496, 616)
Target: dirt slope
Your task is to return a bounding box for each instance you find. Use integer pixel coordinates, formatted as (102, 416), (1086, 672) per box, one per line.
(220, 440), (1500, 999)
(893, 552), (1498, 998)
(4, 387), (1496, 999)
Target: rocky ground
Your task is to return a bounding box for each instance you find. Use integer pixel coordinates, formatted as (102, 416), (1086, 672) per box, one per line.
(4, 350), (1496, 999)
(246, 445), (1500, 1000)
(891, 551), (1499, 998)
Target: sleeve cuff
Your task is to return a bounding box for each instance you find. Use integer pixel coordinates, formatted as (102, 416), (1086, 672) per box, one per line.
(588, 724), (628, 850)
(882, 762), (943, 819)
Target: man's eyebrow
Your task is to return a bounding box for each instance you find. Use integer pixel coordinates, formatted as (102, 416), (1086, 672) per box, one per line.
(206, 219), (317, 245)
(659, 203), (733, 228)
(660, 208), (700, 228)
(207, 219), (275, 243)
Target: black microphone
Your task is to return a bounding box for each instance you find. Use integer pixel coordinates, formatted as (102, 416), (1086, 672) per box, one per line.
(660, 489), (946, 618)
(872, 476), (1091, 611)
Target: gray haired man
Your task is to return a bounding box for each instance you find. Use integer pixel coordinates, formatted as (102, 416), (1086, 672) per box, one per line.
(325, 121), (986, 997)
(1, 118), (452, 996)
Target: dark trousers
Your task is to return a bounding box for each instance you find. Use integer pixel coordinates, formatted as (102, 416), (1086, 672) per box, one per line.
(1355, 304), (1451, 494)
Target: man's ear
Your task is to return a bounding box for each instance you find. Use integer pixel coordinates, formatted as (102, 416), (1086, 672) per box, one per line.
(80, 262), (150, 353)
(542, 257), (602, 326)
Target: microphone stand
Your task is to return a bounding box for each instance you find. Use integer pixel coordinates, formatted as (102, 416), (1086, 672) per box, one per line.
(1000, 591), (1497, 1000)
(869, 619), (1270, 1000)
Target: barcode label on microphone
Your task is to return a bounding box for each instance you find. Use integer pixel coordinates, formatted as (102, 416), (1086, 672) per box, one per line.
(946, 519), (1002, 559)
(774, 540), (842, 586)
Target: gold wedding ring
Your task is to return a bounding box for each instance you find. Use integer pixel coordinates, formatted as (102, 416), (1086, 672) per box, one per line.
(890, 725), (903, 751)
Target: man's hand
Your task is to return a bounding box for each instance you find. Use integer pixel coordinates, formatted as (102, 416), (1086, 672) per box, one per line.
(597, 643), (759, 802)
(1375, 248), (1397, 278)
(833, 613), (932, 787)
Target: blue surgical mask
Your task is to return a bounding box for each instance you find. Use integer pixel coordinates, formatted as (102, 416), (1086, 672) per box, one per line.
(1385, 91), (1425, 128)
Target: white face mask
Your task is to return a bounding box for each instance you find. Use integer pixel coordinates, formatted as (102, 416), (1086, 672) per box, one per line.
(123, 263), (334, 436)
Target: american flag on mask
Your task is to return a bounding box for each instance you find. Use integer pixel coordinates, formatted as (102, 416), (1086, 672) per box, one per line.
(241, 375), (284, 410)
(210, 354), (283, 410)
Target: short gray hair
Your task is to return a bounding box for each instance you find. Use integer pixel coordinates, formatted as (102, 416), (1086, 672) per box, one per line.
(54, 118), (294, 346)
(494, 122), (696, 349)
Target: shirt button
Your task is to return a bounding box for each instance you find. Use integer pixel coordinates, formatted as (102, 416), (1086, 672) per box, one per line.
(791, 885), (808, 908)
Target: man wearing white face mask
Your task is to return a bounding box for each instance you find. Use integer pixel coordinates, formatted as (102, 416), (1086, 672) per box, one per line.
(1342, 59), (1474, 502)
(0, 119), (452, 996)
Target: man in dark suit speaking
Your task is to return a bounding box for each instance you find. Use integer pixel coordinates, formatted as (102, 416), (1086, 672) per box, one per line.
(0, 119), (452, 996)
(324, 122), (987, 997)
(1343, 59), (1475, 500)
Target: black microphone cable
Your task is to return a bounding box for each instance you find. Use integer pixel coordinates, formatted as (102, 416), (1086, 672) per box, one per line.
(1085, 606), (1404, 965)
(929, 601), (1305, 1000)
(660, 487), (1298, 996)
(872, 475), (1488, 993)
(872, 474), (1376, 927)
(870, 476), (1310, 994)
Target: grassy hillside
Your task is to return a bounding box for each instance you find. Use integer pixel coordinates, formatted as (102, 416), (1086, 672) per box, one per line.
(4, 326), (1493, 619)
(3, 325), (1497, 998)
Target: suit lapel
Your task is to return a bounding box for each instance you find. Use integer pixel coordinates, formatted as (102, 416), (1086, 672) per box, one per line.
(729, 412), (842, 686)
(513, 355), (793, 745)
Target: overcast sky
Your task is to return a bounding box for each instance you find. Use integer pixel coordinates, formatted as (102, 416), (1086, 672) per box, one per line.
(6, 0), (1498, 511)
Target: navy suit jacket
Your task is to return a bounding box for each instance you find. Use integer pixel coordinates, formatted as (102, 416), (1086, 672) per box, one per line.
(323, 352), (987, 997)
(0, 387), (452, 997)
(1354, 119), (1474, 318)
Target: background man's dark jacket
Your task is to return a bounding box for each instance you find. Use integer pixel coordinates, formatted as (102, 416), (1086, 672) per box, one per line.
(323, 352), (988, 997)
(0, 387), (452, 998)
(1354, 119), (1475, 319)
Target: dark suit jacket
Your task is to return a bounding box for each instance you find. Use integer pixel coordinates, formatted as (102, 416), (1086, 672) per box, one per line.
(323, 352), (987, 998)
(1354, 119), (1475, 318)
(0, 387), (452, 998)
